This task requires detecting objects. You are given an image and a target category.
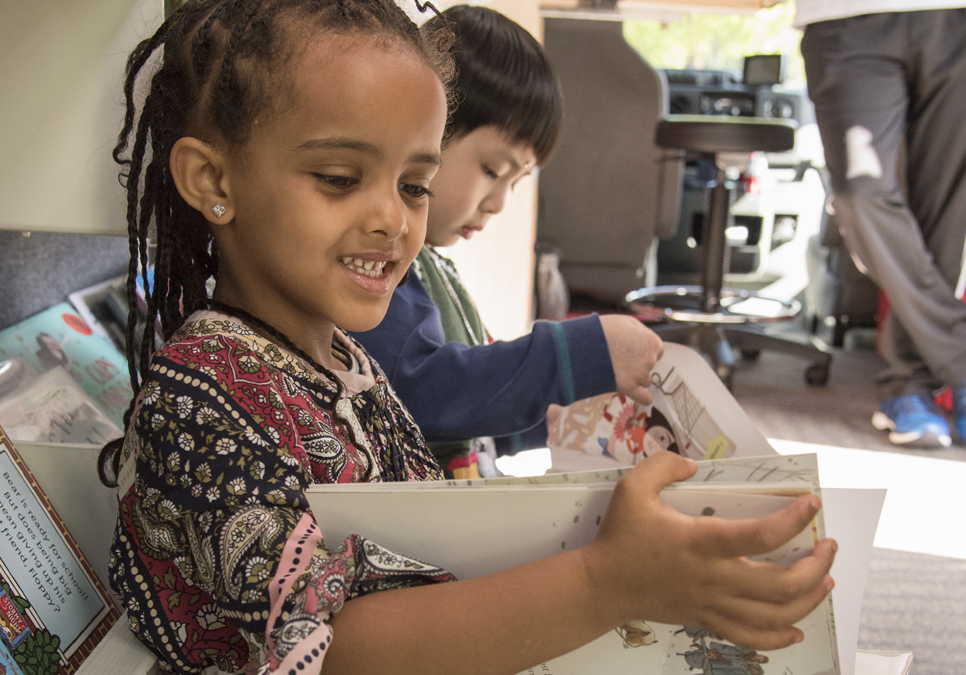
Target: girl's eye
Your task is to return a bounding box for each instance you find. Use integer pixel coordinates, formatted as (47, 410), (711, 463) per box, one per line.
(400, 183), (433, 200)
(316, 174), (358, 189)
(482, 165), (499, 180)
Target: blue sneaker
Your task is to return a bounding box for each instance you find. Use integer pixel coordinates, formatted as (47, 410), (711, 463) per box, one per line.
(953, 383), (966, 442)
(871, 394), (952, 448)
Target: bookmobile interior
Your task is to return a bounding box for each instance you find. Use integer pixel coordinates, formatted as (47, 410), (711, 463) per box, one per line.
(0, 1), (962, 673)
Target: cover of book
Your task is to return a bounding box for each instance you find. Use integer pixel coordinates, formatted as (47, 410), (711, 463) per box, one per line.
(0, 423), (121, 674)
(0, 304), (131, 433)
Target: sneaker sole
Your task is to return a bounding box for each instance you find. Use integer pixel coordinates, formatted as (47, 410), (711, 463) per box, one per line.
(871, 412), (952, 448)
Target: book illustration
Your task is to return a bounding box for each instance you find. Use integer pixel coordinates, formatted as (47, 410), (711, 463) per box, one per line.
(0, 424), (120, 674)
(664, 628), (771, 675)
(0, 360), (40, 403)
(683, 453), (821, 488)
(615, 620), (658, 648)
(0, 589), (31, 651)
(0, 304), (131, 432)
(547, 392), (687, 465)
(546, 344), (775, 473)
(0, 368), (122, 445)
(0, 638), (24, 675)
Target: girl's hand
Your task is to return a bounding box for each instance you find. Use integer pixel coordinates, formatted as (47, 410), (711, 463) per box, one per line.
(581, 451), (837, 651)
(598, 314), (664, 406)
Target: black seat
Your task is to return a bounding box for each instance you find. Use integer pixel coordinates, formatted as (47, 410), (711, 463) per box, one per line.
(537, 17), (684, 309)
(626, 115), (832, 389)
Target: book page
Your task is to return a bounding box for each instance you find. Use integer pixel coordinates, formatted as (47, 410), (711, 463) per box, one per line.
(307, 453), (846, 675)
(0, 424), (120, 674)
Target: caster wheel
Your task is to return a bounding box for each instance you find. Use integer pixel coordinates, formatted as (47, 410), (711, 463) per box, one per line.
(740, 348), (761, 361)
(805, 361), (829, 386)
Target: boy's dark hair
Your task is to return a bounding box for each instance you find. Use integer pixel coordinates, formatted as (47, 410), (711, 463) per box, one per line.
(425, 5), (562, 165)
(99, 0), (454, 487)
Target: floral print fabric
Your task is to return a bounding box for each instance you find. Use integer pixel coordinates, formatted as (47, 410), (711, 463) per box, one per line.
(108, 312), (451, 674)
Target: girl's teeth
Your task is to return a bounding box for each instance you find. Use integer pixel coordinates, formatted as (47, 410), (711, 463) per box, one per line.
(341, 257), (386, 277)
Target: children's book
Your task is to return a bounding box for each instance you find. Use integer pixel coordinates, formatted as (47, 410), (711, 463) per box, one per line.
(66, 277), (128, 353)
(0, 368), (121, 445)
(546, 343), (774, 472)
(0, 423), (121, 674)
(306, 344), (890, 675)
(309, 453), (845, 675)
(0, 304), (131, 433)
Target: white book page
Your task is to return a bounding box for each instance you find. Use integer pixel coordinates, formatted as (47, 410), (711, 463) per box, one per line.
(306, 453), (871, 675)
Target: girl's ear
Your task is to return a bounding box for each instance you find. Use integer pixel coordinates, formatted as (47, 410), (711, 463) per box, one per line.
(169, 137), (233, 224)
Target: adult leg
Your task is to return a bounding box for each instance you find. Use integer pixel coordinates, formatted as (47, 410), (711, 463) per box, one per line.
(901, 9), (966, 390)
(803, 13), (966, 399)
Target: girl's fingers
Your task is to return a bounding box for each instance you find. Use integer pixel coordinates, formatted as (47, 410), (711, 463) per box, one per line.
(714, 572), (834, 631)
(622, 451), (698, 495)
(700, 573), (834, 652)
(695, 494), (823, 559)
(702, 612), (806, 653)
(717, 538), (837, 602)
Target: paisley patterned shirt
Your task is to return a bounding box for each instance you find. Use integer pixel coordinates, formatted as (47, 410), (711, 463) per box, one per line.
(107, 312), (451, 674)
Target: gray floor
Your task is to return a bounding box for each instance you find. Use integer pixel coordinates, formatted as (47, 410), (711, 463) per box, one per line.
(729, 330), (965, 675)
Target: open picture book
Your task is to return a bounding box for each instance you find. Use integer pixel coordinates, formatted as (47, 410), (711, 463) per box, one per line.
(307, 344), (891, 675)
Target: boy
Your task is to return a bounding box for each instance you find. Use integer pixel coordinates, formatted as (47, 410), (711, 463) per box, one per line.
(352, 5), (663, 477)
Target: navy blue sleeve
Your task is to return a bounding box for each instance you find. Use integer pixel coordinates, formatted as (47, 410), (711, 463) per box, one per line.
(350, 274), (617, 443)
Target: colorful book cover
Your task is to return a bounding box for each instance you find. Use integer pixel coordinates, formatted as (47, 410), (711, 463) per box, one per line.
(0, 424), (120, 674)
(0, 304), (132, 430)
(0, 638), (25, 675)
(546, 343), (777, 472)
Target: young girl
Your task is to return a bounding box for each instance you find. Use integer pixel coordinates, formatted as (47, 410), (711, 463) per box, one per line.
(101, 1), (836, 674)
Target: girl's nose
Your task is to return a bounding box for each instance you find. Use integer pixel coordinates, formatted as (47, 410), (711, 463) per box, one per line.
(367, 188), (408, 238)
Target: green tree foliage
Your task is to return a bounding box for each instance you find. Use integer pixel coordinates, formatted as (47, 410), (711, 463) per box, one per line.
(13, 628), (61, 675)
(622, 0), (805, 87)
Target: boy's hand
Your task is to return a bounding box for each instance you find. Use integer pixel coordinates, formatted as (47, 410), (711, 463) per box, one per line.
(599, 315), (664, 406)
(582, 451), (837, 651)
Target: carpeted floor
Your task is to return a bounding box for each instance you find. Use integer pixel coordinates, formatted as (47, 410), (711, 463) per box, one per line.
(729, 330), (966, 675)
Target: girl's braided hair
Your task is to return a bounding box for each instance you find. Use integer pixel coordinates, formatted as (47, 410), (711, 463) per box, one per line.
(99, 0), (455, 487)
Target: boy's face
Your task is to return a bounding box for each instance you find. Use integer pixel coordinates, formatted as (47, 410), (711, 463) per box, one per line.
(426, 126), (537, 248)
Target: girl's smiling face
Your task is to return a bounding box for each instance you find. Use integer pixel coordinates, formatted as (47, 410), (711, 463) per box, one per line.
(210, 33), (447, 355)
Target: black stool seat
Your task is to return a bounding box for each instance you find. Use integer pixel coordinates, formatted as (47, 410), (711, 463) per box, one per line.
(656, 115), (796, 154)
(628, 114), (831, 390)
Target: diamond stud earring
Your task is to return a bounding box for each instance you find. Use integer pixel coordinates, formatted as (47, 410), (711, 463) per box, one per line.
(212, 203), (227, 218)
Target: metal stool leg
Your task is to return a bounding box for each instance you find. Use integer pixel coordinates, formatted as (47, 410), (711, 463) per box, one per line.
(701, 169), (730, 314)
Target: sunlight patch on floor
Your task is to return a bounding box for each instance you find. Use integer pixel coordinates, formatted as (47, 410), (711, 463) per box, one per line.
(771, 438), (965, 560)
